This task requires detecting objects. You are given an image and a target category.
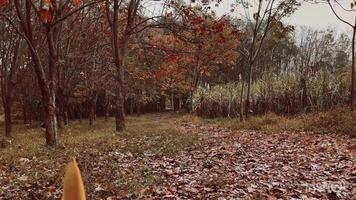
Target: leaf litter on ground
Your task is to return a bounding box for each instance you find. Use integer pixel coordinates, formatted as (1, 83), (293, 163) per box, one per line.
(0, 114), (355, 199)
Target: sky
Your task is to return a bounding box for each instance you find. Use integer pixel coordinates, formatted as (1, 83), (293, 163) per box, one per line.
(288, 1), (355, 33)
(211, 0), (356, 33)
(145, 0), (356, 34)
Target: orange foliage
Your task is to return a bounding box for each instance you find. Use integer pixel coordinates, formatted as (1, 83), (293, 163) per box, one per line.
(73, 0), (81, 6)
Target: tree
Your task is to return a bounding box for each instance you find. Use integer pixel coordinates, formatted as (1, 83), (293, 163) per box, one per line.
(0, 0), (104, 145)
(162, 4), (239, 110)
(325, 0), (355, 109)
(0, 16), (22, 137)
(106, 0), (161, 131)
(235, 0), (300, 120)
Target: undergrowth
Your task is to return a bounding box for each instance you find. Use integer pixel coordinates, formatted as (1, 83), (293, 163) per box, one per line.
(183, 108), (355, 137)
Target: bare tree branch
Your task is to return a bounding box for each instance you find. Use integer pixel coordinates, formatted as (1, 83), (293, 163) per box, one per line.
(52, 0), (106, 27)
(327, 0), (354, 28)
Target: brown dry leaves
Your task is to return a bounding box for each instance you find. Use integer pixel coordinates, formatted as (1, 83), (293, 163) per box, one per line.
(0, 117), (355, 199)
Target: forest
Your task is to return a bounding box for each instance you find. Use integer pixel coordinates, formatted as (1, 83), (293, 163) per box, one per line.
(0, 0), (355, 199)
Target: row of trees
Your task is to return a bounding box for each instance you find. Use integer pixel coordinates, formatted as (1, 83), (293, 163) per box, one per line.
(0, 0), (153, 145)
(194, 27), (351, 117)
(0, 0), (241, 145)
(0, 0), (355, 145)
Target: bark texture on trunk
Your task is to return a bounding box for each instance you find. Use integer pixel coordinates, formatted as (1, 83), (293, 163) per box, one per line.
(245, 61), (253, 119)
(44, 93), (58, 146)
(351, 26), (355, 109)
(104, 91), (110, 121)
(13, 0), (59, 146)
(45, 26), (59, 146)
(4, 103), (12, 137)
(89, 92), (98, 126)
(115, 77), (125, 131)
(23, 102), (27, 124)
(0, 38), (20, 137)
(111, 0), (126, 132)
(108, 0), (140, 132)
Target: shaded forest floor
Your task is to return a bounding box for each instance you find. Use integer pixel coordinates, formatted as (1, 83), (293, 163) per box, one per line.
(0, 113), (355, 199)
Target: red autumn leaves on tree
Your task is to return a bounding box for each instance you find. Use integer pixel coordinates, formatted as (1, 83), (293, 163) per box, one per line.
(151, 38), (188, 91)
(73, 0), (81, 5)
(154, 55), (185, 81)
(0, 0), (7, 8)
(40, 0), (54, 23)
(180, 6), (231, 44)
(146, 7), (239, 93)
(39, 0), (82, 23)
(0, 0), (81, 21)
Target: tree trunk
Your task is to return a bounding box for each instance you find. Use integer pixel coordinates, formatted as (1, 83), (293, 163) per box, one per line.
(4, 102), (12, 137)
(136, 101), (141, 116)
(63, 95), (69, 125)
(109, 0), (141, 132)
(57, 88), (65, 129)
(105, 107), (109, 121)
(13, 0), (59, 146)
(228, 90), (232, 118)
(300, 77), (308, 112)
(23, 102), (27, 124)
(89, 100), (94, 125)
(178, 96), (182, 110)
(189, 91), (193, 112)
(111, 0), (126, 132)
(78, 105), (83, 123)
(351, 26), (355, 109)
(45, 27), (59, 146)
(89, 108), (94, 126)
(160, 95), (166, 111)
(245, 61), (253, 119)
(129, 98), (134, 115)
(1, 38), (20, 137)
(327, 1), (355, 109)
(44, 93), (58, 146)
(57, 107), (63, 129)
(114, 58), (125, 131)
(115, 88), (125, 131)
(28, 103), (32, 124)
(63, 107), (69, 125)
(171, 91), (174, 112)
(239, 80), (245, 122)
(89, 92), (98, 126)
(105, 91), (110, 121)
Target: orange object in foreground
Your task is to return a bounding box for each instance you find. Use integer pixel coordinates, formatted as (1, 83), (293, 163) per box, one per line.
(62, 159), (86, 200)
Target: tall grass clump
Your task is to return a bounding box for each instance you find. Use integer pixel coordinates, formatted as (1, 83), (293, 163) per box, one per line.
(193, 70), (350, 118)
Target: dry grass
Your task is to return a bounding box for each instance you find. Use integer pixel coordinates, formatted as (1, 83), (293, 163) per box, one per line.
(0, 114), (201, 163)
(183, 108), (356, 137)
(0, 114), (207, 198)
